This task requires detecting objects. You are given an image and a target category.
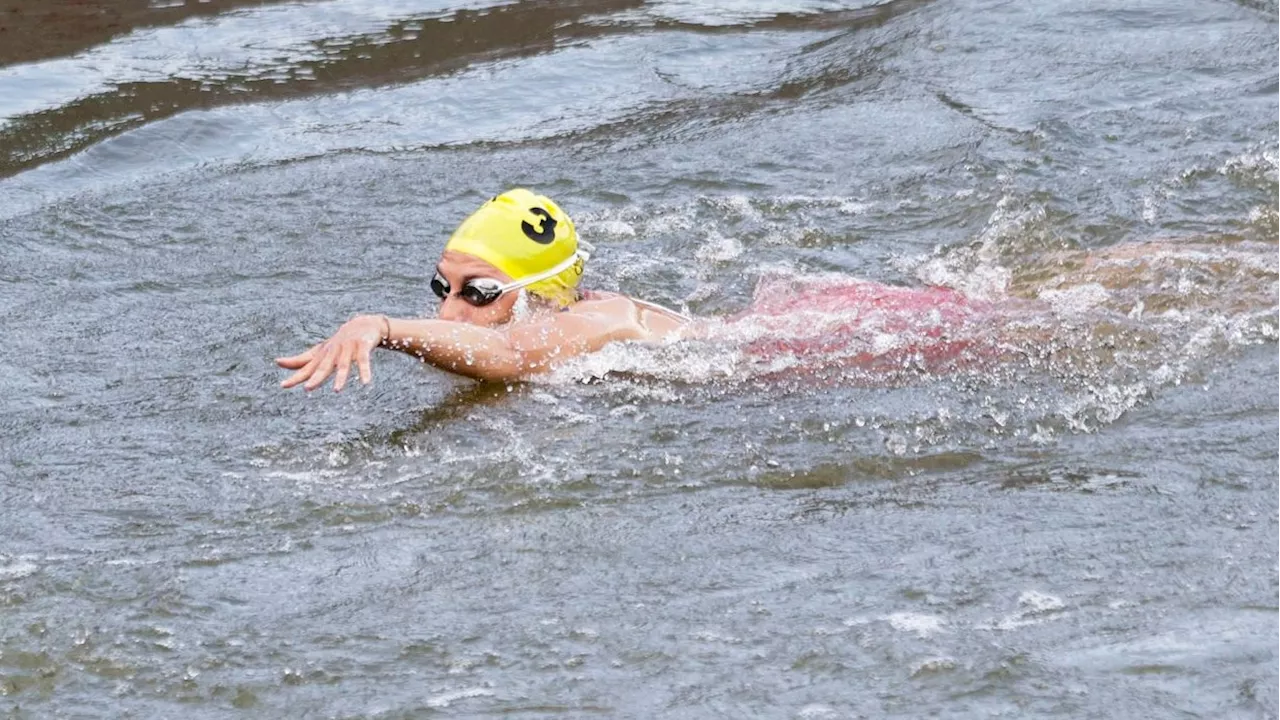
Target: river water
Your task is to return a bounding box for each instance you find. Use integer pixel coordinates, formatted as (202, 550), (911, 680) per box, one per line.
(1, 0), (1277, 717)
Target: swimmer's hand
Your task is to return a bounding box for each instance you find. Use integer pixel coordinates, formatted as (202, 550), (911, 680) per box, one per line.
(276, 314), (390, 392)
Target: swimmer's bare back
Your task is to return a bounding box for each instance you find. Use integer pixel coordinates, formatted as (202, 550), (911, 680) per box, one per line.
(566, 291), (691, 341)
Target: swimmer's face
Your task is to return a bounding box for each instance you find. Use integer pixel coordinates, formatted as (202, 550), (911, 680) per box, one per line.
(433, 250), (521, 327)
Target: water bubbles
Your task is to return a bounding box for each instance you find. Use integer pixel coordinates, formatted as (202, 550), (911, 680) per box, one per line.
(587, 219), (637, 238)
(1141, 194), (1160, 224)
(981, 591), (1068, 631)
(797, 704), (842, 719)
(838, 199), (872, 215)
(884, 432), (909, 456)
(1038, 283), (1111, 315)
(325, 447), (349, 468)
(1029, 424), (1055, 445)
(1219, 145), (1280, 184)
(910, 656), (958, 677)
(694, 231), (744, 263)
(0, 555), (40, 582)
(883, 612), (948, 639)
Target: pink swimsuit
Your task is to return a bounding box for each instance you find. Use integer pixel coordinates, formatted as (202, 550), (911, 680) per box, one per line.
(732, 277), (1011, 375)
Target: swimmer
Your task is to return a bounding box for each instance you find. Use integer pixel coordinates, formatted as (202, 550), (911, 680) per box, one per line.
(279, 189), (1276, 389)
(277, 189), (690, 389)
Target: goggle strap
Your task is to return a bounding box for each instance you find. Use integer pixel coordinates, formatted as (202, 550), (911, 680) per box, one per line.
(492, 247), (591, 295)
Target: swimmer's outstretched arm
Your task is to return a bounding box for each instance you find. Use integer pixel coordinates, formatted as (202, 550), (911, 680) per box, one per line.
(276, 311), (641, 389)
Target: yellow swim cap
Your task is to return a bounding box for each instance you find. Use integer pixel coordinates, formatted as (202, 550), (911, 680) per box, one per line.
(445, 189), (585, 307)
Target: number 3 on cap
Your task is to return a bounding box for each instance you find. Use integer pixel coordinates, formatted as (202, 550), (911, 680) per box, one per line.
(521, 207), (558, 244)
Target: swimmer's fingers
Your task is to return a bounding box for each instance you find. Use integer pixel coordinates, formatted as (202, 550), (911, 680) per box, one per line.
(281, 345), (326, 389)
(356, 344), (373, 386)
(332, 344), (355, 393)
(303, 343), (341, 392)
(276, 345), (318, 370)
(279, 317), (383, 391)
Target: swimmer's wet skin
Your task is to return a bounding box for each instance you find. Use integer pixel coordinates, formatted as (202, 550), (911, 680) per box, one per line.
(280, 190), (1276, 390)
(276, 189), (690, 389)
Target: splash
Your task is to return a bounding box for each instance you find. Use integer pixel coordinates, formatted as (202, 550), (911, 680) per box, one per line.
(545, 267), (1026, 387)
(547, 203), (1277, 441)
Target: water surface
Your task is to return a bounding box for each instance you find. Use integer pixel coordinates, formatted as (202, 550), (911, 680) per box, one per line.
(0, 0), (1276, 717)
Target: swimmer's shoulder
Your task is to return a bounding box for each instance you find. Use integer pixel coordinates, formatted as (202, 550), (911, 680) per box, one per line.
(565, 291), (690, 339)
(568, 290), (629, 313)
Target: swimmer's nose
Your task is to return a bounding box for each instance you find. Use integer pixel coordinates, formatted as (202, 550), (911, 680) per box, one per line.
(438, 297), (469, 322)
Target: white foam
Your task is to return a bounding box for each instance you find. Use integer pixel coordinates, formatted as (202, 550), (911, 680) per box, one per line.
(691, 630), (744, 644)
(425, 687), (495, 708)
(586, 219), (637, 238)
(541, 338), (740, 386)
(1246, 204), (1275, 225)
(694, 232), (744, 263)
(797, 704), (841, 719)
(979, 590), (1067, 631)
(1141, 194), (1159, 224)
(1219, 146), (1279, 182)
(910, 251), (1011, 300)
(707, 194), (763, 222)
(838, 200), (872, 215)
(0, 557), (39, 582)
(771, 194), (875, 215)
(1037, 283), (1111, 315)
(1017, 590), (1065, 614)
(910, 656), (958, 676)
(883, 612), (948, 638)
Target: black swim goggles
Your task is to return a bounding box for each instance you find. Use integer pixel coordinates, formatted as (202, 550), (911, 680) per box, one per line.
(430, 245), (592, 307)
